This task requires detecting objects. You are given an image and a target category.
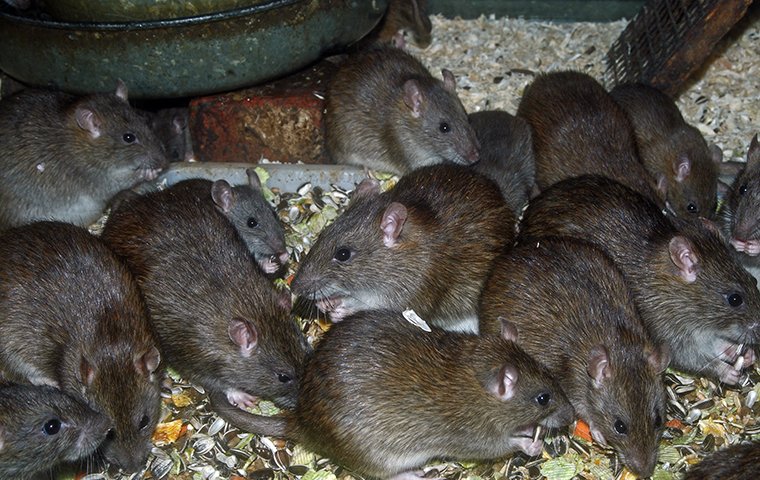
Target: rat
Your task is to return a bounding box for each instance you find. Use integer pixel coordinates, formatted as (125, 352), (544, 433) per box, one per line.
(516, 71), (662, 206)
(611, 82), (721, 220)
(479, 237), (669, 478)
(290, 163), (515, 333)
(210, 308), (575, 479)
(0, 221), (164, 473)
(145, 107), (195, 163)
(0, 383), (112, 479)
(683, 441), (760, 480)
(519, 175), (760, 385)
(721, 134), (760, 281)
(0, 81), (168, 230)
(324, 46), (479, 175)
(101, 179), (310, 412)
(468, 109), (536, 216)
(370, 0), (432, 49)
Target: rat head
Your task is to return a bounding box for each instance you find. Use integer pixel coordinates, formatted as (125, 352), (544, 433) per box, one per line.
(399, 70), (479, 166)
(209, 170), (289, 274)
(0, 385), (111, 478)
(581, 342), (669, 478)
(69, 80), (168, 187)
(723, 135), (760, 254)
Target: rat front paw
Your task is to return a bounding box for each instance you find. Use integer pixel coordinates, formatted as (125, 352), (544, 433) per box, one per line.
(225, 389), (259, 409)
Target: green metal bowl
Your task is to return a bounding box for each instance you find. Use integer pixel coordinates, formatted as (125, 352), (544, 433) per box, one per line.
(0, 0), (387, 99)
(45, 0), (260, 22)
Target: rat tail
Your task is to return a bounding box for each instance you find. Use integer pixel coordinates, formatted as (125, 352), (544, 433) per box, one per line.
(208, 391), (293, 439)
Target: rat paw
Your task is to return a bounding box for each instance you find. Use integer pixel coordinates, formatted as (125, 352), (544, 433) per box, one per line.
(225, 389), (259, 409)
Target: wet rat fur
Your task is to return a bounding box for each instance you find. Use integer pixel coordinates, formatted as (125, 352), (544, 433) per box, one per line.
(325, 46), (479, 174)
(611, 82), (721, 220)
(517, 71), (661, 205)
(519, 175), (760, 385)
(291, 164), (515, 333)
(0, 222), (163, 472)
(211, 309), (574, 480)
(479, 237), (669, 477)
(0, 82), (168, 230)
(101, 181), (309, 411)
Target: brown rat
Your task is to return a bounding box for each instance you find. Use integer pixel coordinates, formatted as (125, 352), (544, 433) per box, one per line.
(519, 175), (760, 385)
(371, 0), (432, 48)
(683, 441), (760, 480)
(611, 82), (721, 220)
(0, 221), (163, 472)
(516, 71), (662, 205)
(144, 107), (195, 162)
(101, 180), (310, 411)
(324, 46), (479, 175)
(0, 383), (111, 479)
(468, 109), (536, 215)
(290, 164), (515, 333)
(721, 134), (760, 281)
(479, 237), (669, 477)
(0, 82), (168, 230)
(211, 308), (574, 479)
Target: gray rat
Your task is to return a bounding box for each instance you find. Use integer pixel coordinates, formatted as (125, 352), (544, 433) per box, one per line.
(721, 134), (760, 281)
(519, 175), (760, 385)
(0, 221), (164, 472)
(0, 384), (111, 479)
(145, 107), (195, 163)
(210, 308), (574, 479)
(683, 441), (760, 480)
(479, 237), (669, 478)
(611, 82), (721, 220)
(324, 46), (479, 174)
(0, 82), (168, 230)
(370, 0), (432, 48)
(101, 179), (309, 411)
(291, 163), (514, 333)
(516, 71), (662, 205)
(468, 109), (536, 215)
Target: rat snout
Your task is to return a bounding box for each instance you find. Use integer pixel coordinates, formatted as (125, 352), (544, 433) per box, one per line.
(620, 449), (657, 479)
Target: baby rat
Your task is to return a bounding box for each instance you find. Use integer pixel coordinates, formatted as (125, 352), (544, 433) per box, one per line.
(479, 237), (669, 478)
(291, 164), (515, 333)
(519, 175), (760, 385)
(101, 180), (309, 411)
(0, 221), (163, 472)
(721, 134), (760, 280)
(0, 82), (168, 230)
(325, 46), (479, 174)
(0, 384), (111, 479)
(611, 82), (721, 220)
(468, 110), (536, 215)
(516, 71), (662, 205)
(211, 308), (574, 479)
(683, 441), (760, 480)
(371, 0), (432, 48)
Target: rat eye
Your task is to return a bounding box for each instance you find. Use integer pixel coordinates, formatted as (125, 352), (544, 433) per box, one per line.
(139, 415), (150, 430)
(439, 121), (450, 133)
(654, 412), (663, 428)
(727, 293), (743, 307)
(106, 428), (116, 440)
(43, 418), (62, 435)
(247, 217), (258, 228)
(614, 419), (628, 435)
(123, 132), (136, 144)
(740, 184), (748, 195)
(535, 392), (551, 406)
(277, 373), (292, 383)
(334, 247), (352, 262)
(686, 203), (698, 214)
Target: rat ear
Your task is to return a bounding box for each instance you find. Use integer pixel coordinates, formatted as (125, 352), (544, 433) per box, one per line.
(79, 357), (96, 387)
(115, 79), (129, 102)
(211, 180), (235, 213)
(245, 168), (263, 191)
(710, 144), (723, 164)
(748, 134), (760, 167)
(134, 346), (161, 379)
(229, 317), (258, 358)
(674, 154), (691, 182)
(441, 69), (456, 92)
(497, 316), (519, 342)
(646, 344), (670, 374)
(381, 202), (408, 248)
(488, 363), (519, 401)
(403, 79), (424, 118)
(656, 174), (668, 197)
(75, 107), (102, 139)
(353, 178), (381, 200)
(669, 236), (699, 283)
(587, 345), (611, 389)
(171, 113), (187, 134)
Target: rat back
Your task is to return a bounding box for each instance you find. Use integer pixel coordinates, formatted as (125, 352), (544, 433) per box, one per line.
(480, 237), (668, 478)
(517, 71), (661, 205)
(0, 384), (111, 479)
(0, 221), (163, 472)
(325, 46), (478, 174)
(683, 441), (760, 480)
(611, 83), (719, 220)
(0, 85), (168, 229)
(519, 175), (760, 385)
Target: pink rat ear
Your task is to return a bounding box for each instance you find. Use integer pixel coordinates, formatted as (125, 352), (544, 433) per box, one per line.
(674, 154), (692, 183)
(380, 202), (408, 248)
(353, 178), (381, 200)
(488, 363), (519, 401)
(228, 318), (258, 358)
(441, 69), (456, 92)
(115, 79), (129, 102)
(79, 357), (96, 388)
(498, 316), (519, 342)
(210, 180), (235, 213)
(246, 168), (263, 191)
(403, 79), (423, 118)
(135, 346), (161, 380)
(587, 345), (611, 389)
(647, 344), (670, 374)
(75, 106), (102, 139)
(668, 236), (700, 283)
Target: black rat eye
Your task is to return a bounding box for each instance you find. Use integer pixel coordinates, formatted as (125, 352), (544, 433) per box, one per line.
(123, 132), (136, 144)
(334, 247), (352, 262)
(277, 373), (292, 383)
(687, 203), (698, 214)
(614, 419), (628, 435)
(535, 392), (551, 406)
(43, 418), (62, 435)
(654, 413), (663, 429)
(139, 415), (150, 430)
(247, 217), (258, 228)
(740, 184), (748, 195)
(439, 121), (450, 133)
(727, 293), (743, 307)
